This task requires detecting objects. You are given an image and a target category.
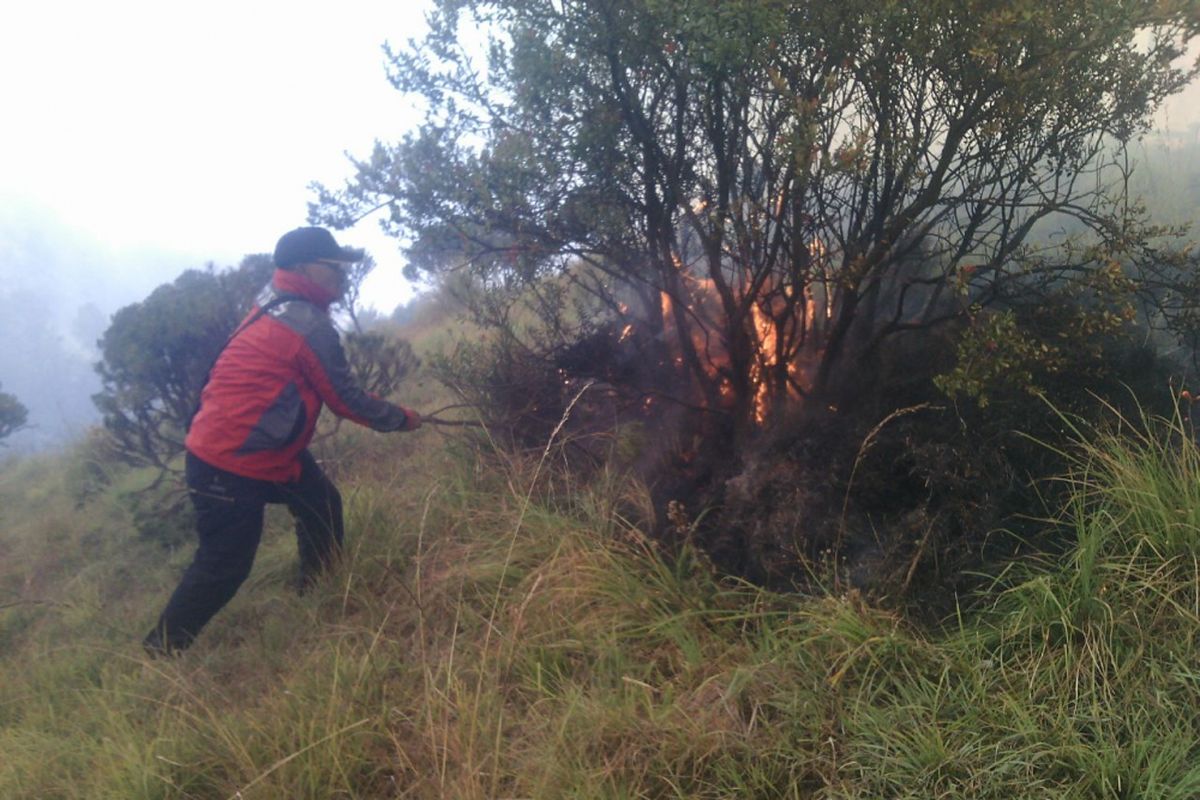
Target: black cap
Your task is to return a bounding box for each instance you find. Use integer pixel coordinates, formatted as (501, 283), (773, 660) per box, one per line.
(273, 227), (364, 269)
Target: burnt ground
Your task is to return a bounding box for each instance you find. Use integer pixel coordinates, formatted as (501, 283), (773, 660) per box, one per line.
(444, 318), (1179, 618)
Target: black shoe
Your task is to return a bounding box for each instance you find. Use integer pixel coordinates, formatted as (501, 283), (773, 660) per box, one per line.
(142, 629), (188, 658)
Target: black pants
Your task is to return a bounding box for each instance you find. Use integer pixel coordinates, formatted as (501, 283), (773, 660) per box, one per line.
(143, 450), (343, 653)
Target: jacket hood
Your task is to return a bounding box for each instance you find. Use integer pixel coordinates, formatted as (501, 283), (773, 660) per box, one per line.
(272, 268), (339, 310)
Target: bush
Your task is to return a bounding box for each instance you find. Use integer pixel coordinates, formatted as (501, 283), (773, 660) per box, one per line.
(0, 382), (27, 445)
(343, 331), (420, 400)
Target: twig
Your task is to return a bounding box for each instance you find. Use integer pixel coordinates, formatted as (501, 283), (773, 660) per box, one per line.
(422, 416), (485, 428)
(225, 718), (372, 800)
(0, 599), (68, 612)
(835, 403), (942, 588)
(901, 512), (940, 595)
(477, 381), (595, 671)
(424, 402), (481, 418)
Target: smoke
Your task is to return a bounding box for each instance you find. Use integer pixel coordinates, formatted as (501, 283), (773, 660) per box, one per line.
(0, 200), (210, 453)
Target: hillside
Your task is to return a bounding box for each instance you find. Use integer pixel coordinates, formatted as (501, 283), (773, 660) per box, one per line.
(2, 340), (1200, 798)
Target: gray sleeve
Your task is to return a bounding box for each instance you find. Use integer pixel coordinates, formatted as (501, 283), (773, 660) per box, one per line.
(296, 319), (410, 431)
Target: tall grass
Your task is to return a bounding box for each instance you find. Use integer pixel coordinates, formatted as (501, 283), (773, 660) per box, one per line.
(1, 403), (1199, 797)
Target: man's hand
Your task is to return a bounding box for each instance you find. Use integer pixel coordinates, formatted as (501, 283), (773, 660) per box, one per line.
(400, 407), (422, 431)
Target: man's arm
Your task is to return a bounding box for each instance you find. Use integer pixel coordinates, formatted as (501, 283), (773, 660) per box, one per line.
(295, 320), (420, 432)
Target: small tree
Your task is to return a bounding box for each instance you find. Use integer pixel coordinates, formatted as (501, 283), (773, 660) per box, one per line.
(315, 0), (1198, 431)
(0, 382), (28, 445)
(339, 252), (377, 333)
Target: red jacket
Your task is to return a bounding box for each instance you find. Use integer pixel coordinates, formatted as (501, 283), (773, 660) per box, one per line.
(185, 269), (411, 482)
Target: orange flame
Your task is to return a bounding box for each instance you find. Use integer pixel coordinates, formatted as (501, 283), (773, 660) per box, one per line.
(642, 243), (827, 424)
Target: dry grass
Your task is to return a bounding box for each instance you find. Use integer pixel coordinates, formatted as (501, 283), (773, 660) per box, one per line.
(1, 398), (1199, 797)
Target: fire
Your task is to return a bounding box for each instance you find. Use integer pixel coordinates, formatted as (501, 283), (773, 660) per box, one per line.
(659, 284), (734, 401)
(653, 282), (815, 424)
(749, 302), (777, 423)
(631, 240), (829, 425)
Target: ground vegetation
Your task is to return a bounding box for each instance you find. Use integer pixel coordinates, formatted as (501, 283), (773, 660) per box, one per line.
(1, 377), (1198, 797)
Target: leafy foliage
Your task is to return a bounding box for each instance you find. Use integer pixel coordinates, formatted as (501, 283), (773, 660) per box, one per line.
(343, 330), (420, 399)
(338, 253), (381, 334)
(316, 0), (1199, 426)
(936, 261), (1141, 407)
(0, 382), (28, 445)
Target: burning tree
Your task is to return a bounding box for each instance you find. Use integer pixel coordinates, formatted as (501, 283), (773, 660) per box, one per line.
(315, 0), (1197, 431)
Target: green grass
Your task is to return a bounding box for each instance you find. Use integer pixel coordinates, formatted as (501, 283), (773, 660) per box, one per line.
(1, 401), (1199, 798)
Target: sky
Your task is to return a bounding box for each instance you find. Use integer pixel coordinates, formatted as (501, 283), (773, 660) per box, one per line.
(0, 0), (432, 316)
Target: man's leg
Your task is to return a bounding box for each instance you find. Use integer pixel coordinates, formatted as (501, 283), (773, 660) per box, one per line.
(280, 450), (344, 588)
(144, 454), (266, 654)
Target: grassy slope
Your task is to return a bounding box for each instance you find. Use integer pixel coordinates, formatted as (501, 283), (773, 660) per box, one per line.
(2, 374), (1199, 797)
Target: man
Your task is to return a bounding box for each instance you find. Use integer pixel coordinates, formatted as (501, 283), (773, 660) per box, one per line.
(143, 227), (421, 655)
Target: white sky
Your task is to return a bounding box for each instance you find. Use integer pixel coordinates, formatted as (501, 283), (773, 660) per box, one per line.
(0, 0), (431, 314)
